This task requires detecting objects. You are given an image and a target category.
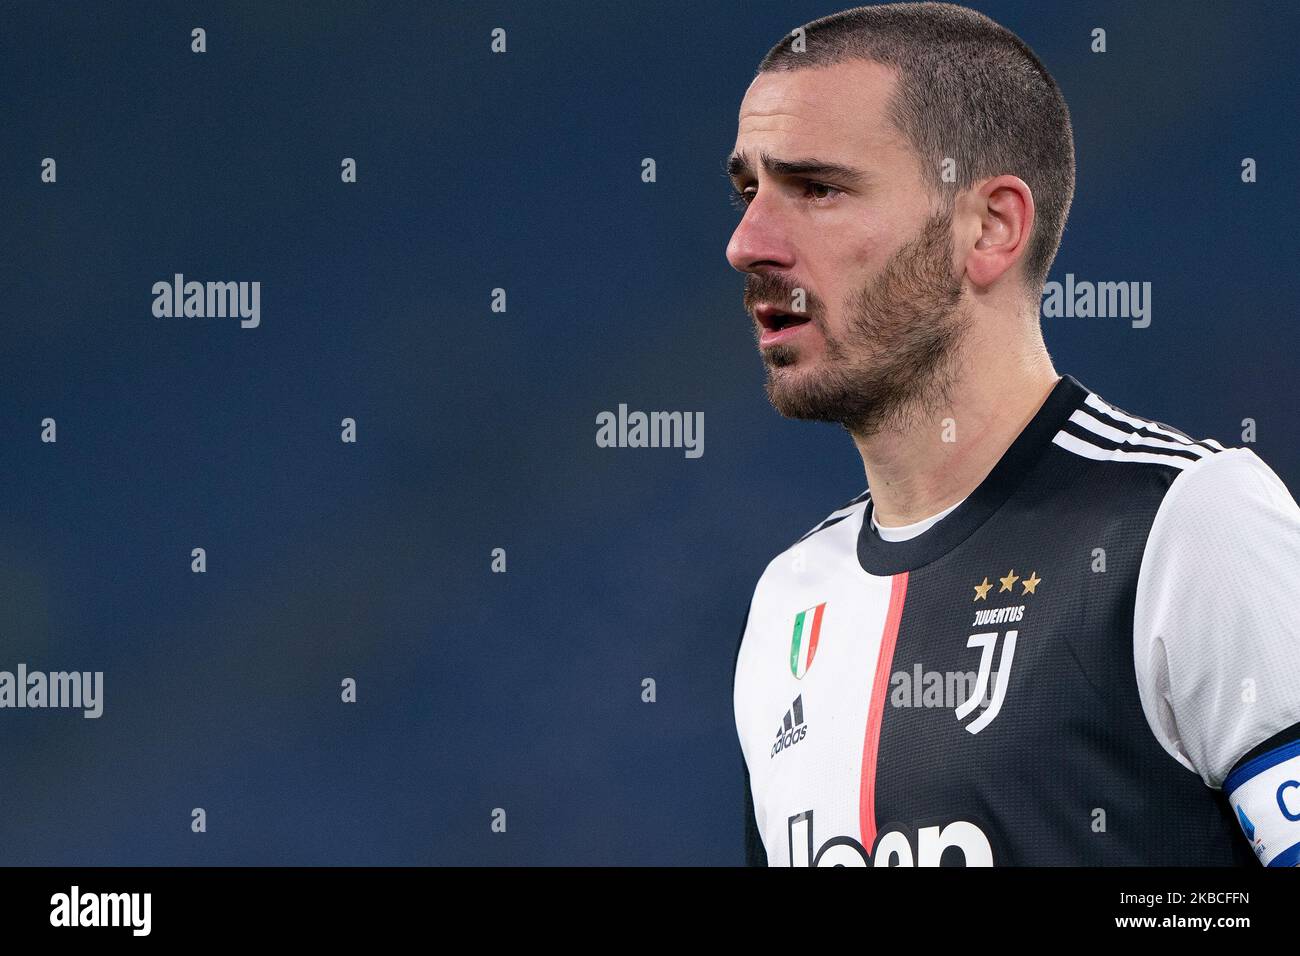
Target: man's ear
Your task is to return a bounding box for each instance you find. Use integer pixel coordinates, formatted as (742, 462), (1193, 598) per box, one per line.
(963, 175), (1034, 289)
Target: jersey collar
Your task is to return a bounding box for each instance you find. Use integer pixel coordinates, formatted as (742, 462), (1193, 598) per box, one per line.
(856, 373), (1089, 575)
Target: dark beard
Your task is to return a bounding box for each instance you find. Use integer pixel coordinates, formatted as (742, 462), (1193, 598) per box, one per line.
(759, 205), (968, 437)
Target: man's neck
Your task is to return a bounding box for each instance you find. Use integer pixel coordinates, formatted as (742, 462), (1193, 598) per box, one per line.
(852, 347), (1059, 527)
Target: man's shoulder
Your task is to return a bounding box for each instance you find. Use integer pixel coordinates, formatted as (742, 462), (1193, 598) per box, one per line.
(1053, 386), (1231, 470)
(1138, 444), (1295, 573)
(1046, 384), (1257, 509)
(1057, 384), (1294, 577)
(793, 488), (872, 545)
(750, 489), (871, 590)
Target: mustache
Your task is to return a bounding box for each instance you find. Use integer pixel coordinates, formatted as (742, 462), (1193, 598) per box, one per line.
(743, 277), (821, 318)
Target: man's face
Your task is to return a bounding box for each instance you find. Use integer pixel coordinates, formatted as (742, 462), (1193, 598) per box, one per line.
(726, 60), (968, 436)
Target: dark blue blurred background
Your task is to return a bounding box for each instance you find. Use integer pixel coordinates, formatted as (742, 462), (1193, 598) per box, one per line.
(1, 1), (1297, 864)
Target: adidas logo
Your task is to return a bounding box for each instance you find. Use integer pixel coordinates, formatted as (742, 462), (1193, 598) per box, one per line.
(770, 694), (808, 758)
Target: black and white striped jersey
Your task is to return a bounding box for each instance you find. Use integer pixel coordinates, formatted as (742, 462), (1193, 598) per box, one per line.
(734, 373), (1300, 866)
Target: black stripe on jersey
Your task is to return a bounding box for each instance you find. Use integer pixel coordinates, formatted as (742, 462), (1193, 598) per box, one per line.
(1059, 418), (1206, 463)
(843, 489), (872, 507)
(1083, 400), (1223, 454)
(794, 490), (870, 545)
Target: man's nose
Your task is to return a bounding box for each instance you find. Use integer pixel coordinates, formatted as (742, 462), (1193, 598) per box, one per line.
(726, 196), (795, 274)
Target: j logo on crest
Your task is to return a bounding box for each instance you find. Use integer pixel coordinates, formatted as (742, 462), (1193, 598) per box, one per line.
(956, 630), (1017, 734)
(789, 603), (826, 679)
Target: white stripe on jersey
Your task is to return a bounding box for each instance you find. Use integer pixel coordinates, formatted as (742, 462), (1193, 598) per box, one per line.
(1051, 430), (1197, 469)
(1068, 408), (1215, 458)
(1083, 392), (1224, 450)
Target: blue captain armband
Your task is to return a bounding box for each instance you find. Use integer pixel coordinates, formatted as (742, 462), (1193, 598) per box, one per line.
(1224, 738), (1300, 867)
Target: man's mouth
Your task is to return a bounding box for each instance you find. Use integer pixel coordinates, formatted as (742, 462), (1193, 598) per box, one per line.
(754, 303), (813, 346)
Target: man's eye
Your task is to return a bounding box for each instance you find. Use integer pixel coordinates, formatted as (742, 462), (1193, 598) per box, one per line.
(729, 181), (841, 211)
(806, 181), (840, 201)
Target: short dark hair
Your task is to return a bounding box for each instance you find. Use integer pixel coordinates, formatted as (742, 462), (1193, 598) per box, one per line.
(758, 2), (1075, 294)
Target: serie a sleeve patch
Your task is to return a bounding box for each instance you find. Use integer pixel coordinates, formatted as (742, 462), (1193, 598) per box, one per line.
(1224, 740), (1300, 866)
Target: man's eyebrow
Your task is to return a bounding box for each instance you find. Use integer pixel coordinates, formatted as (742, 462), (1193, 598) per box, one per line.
(724, 149), (868, 188)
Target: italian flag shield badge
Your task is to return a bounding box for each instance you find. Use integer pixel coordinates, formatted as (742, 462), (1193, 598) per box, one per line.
(789, 602), (826, 679)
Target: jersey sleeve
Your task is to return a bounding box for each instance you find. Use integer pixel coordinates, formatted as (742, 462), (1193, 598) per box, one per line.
(1134, 446), (1300, 864)
(734, 596), (768, 866)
